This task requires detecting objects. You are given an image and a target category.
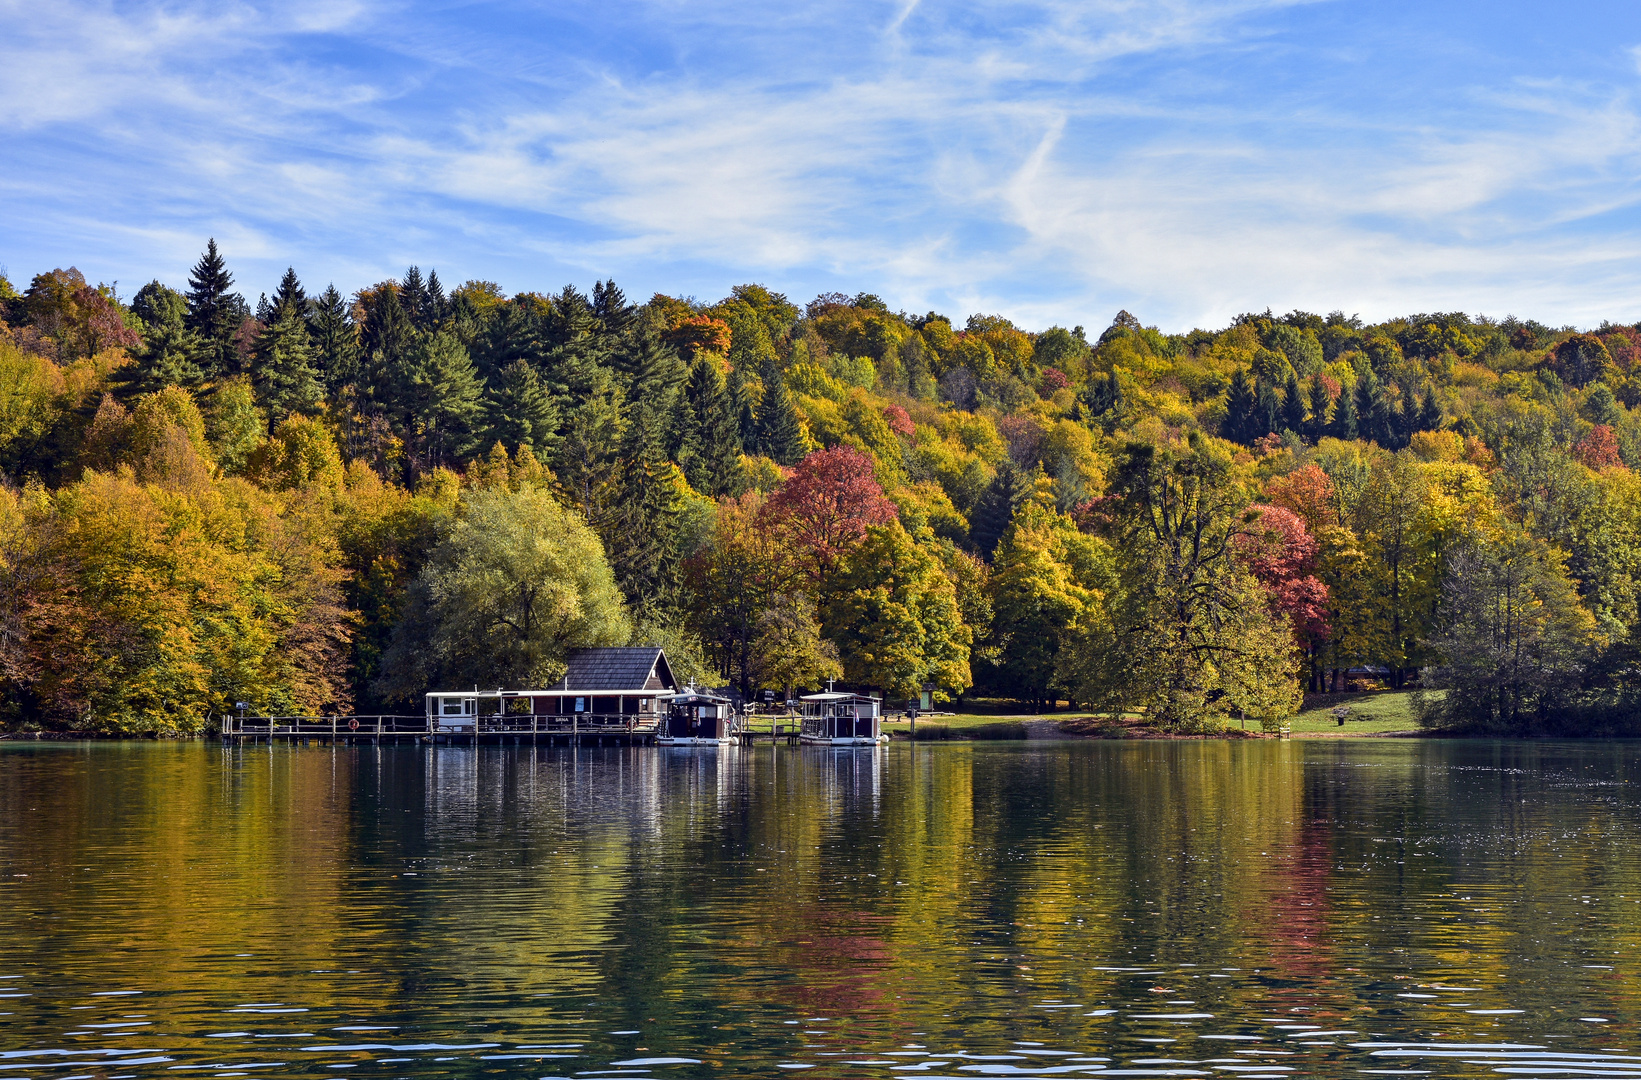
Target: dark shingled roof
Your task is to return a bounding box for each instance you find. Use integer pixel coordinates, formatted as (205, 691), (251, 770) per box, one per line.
(562, 647), (677, 692)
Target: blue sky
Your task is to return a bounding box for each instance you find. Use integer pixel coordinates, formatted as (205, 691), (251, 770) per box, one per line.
(4, 0), (1641, 332)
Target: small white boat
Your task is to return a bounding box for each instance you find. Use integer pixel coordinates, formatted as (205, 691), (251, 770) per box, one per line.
(656, 688), (739, 746)
(798, 691), (887, 745)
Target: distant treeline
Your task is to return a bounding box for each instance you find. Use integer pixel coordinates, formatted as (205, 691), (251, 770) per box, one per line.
(0, 244), (1638, 735)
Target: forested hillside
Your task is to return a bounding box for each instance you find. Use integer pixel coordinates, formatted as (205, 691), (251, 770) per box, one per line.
(2, 243), (1638, 735)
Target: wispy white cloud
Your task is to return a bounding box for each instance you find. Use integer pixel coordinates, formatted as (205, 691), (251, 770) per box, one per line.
(3, 0), (1641, 329)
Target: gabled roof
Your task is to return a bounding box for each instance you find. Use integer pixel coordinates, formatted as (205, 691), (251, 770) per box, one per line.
(562, 647), (676, 692)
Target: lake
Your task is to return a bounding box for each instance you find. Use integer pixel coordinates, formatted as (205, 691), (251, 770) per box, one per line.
(1, 739), (1639, 1080)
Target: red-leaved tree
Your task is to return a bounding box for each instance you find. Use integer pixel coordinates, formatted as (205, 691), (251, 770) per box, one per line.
(760, 446), (898, 583)
(1264, 464), (1338, 532)
(1236, 503), (1329, 647)
(1574, 424), (1623, 471)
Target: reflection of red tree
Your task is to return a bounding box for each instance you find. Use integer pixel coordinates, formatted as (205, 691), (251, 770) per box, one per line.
(770, 905), (897, 1016)
(1257, 819), (1350, 1015)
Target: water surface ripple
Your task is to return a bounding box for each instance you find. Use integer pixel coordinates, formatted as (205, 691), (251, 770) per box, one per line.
(1, 739), (1638, 1079)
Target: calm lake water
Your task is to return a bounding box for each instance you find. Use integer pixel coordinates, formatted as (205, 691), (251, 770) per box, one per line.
(2, 739), (1640, 1080)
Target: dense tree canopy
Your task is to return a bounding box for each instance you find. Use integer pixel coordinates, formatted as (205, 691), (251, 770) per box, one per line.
(5, 246), (1641, 733)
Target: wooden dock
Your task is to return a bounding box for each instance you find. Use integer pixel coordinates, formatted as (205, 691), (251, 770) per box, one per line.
(221, 712), (810, 746)
(220, 713), (664, 745)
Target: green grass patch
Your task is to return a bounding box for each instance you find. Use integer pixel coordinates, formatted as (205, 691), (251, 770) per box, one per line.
(1286, 691), (1426, 734)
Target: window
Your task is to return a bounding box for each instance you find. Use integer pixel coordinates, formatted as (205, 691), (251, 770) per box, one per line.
(441, 699), (463, 716)
(575, 697), (585, 713)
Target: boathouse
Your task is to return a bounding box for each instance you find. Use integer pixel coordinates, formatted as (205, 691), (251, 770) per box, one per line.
(423, 646), (679, 734)
(659, 687), (738, 744)
(798, 690), (885, 745)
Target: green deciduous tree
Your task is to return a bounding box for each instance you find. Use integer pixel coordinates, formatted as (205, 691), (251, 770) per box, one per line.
(822, 521), (972, 699)
(374, 485), (629, 700)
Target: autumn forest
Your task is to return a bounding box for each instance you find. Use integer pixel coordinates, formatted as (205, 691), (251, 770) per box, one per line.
(0, 243), (1636, 735)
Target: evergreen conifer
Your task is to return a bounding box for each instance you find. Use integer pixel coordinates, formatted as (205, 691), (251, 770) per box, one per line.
(756, 361), (806, 465)
(251, 305), (324, 421)
(1417, 386), (1442, 432)
(1281, 370), (1306, 436)
(970, 462), (1027, 558)
(310, 285), (357, 395)
(680, 358), (743, 497)
(1255, 381), (1282, 441)
(400, 267), (430, 331)
(185, 238), (239, 375)
(485, 358), (561, 460)
(1224, 367), (1257, 444)
(1306, 376), (1332, 443)
(726, 362), (757, 451)
(271, 267), (307, 318)
(1329, 377), (1359, 439)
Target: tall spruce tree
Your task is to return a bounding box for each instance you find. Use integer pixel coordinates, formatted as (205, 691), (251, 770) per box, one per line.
(1417, 386), (1442, 433)
(401, 267), (431, 331)
(404, 331), (486, 468)
(485, 358), (561, 459)
(251, 305), (324, 421)
(592, 279), (635, 337)
(970, 461), (1028, 558)
(185, 238), (238, 375)
(679, 358), (743, 497)
(424, 269), (447, 329)
(310, 284), (357, 395)
(606, 411), (684, 617)
(1355, 369), (1391, 447)
(271, 267), (307, 318)
(1306, 376), (1332, 443)
(755, 360), (806, 465)
(1255, 381), (1282, 441)
(359, 285), (417, 423)
(1329, 377), (1359, 439)
(1281, 369), (1306, 436)
(119, 281), (207, 396)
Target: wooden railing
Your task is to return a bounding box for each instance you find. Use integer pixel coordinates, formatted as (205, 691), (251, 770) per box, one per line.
(220, 713), (664, 738)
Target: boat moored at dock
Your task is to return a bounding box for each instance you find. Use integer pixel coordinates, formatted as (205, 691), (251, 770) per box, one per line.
(798, 691), (886, 745)
(657, 687), (740, 745)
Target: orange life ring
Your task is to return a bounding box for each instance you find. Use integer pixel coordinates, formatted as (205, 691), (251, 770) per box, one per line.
(348, 719), (359, 731)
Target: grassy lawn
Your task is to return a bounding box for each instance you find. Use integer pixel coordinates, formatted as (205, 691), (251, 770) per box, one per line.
(1286, 690), (1426, 735)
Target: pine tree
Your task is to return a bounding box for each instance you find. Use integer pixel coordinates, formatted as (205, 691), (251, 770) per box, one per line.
(612, 323), (683, 405)
(404, 331), (486, 468)
(1255, 381), (1282, 441)
(1281, 369), (1306, 436)
(1417, 386), (1442, 432)
(592, 279), (634, 337)
(424, 269), (447, 329)
(606, 413), (684, 617)
(1306, 376), (1332, 443)
(271, 267), (307, 318)
(1329, 378), (1359, 440)
(185, 238), (238, 375)
(1354, 370), (1384, 445)
(679, 358), (743, 497)
(1224, 367), (1257, 444)
(400, 267), (430, 331)
(252, 305), (324, 421)
(485, 358), (561, 459)
(970, 461), (1027, 558)
(310, 284), (357, 395)
(756, 361), (806, 465)
(117, 309), (207, 397)
(360, 286), (417, 423)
